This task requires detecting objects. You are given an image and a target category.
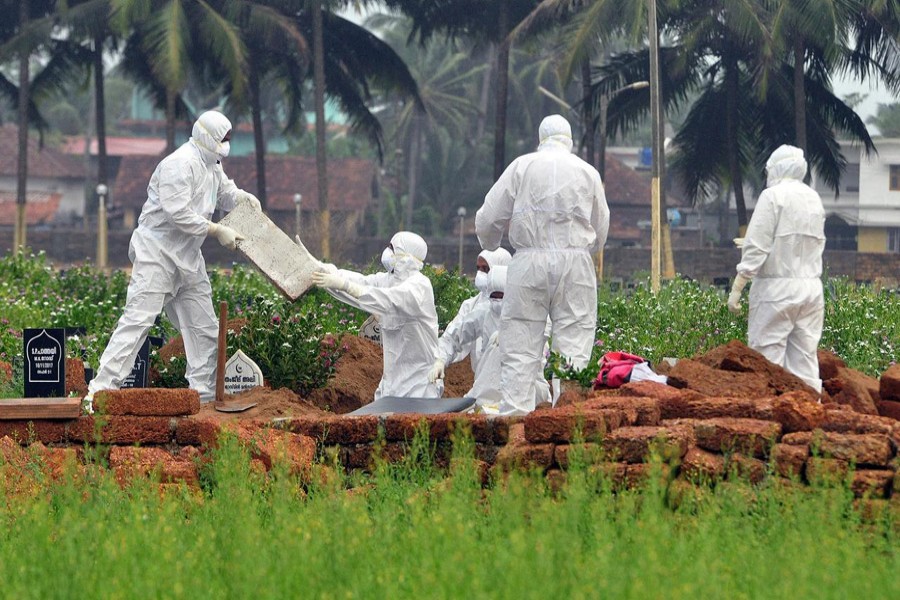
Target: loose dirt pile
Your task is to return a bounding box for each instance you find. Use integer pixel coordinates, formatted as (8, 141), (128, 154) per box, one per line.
(156, 330), (475, 416)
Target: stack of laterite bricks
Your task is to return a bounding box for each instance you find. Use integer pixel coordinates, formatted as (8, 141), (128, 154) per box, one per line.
(1, 382), (898, 502)
(500, 380), (900, 502)
(0, 389), (317, 487)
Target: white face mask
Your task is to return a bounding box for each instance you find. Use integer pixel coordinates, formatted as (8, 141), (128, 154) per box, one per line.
(474, 271), (489, 292)
(217, 141), (231, 158)
(381, 247), (395, 272)
(489, 298), (503, 314)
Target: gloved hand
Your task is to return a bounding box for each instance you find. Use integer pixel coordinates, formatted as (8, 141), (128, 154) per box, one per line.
(207, 221), (244, 250)
(488, 330), (500, 348)
(428, 358), (445, 383)
(727, 273), (750, 315)
(312, 271), (364, 298)
(241, 192), (262, 212)
(294, 235), (335, 273)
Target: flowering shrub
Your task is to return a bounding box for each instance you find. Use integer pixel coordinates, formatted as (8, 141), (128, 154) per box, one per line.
(226, 297), (348, 395)
(151, 350), (189, 389)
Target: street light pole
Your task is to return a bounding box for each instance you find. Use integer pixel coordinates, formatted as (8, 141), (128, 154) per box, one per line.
(293, 193), (302, 237)
(96, 183), (108, 270)
(648, 0), (663, 293)
(457, 206), (467, 273)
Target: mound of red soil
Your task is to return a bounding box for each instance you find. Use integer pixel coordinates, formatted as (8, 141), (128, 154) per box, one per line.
(305, 335), (383, 413)
(195, 387), (327, 422)
(304, 336), (476, 413)
(157, 317), (248, 364)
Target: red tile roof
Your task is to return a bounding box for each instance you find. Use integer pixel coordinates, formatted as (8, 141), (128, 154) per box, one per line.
(604, 154), (688, 208)
(0, 125), (85, 179)
(62, 136), (167, 157)
(113, 153), (375, 212)
(0, 192), (62, 225)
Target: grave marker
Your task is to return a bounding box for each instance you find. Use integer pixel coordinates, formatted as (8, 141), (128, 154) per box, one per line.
(359, 315), (382, 345)
(120, 338), (150, 388)
(218, 198), (319, 300)
(23, 328), (66, 398)
(223, 350), (264, 395)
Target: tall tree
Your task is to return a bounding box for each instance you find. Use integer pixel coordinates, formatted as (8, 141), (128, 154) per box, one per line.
(386, 0), (543, 178)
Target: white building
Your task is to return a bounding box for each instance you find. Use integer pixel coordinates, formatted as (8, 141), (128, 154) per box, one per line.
(811, 139), (900, 253)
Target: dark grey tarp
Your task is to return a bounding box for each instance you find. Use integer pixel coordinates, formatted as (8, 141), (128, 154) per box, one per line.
(348, 396), (475, 416)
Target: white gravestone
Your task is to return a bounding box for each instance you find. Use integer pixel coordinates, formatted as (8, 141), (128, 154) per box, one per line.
(223, 349), (264, 395)
(359, 315), (382, 345)
(219, 198), (320, 300)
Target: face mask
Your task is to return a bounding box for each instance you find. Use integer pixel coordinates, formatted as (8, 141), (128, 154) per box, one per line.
(381, 247), (395, 272)
(489, 298), (503, 314)
(474, 271), (489, 292)
(217, 141), (231, 158)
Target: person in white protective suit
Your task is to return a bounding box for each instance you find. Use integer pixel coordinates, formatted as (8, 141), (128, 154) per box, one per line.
(85, 110), (261, 411)
(436, 248), (511, 374)
(727, 144), (826, 392)
(310, 231), (443, 400)
(475, 114), (609, 416)
(428, 266), (508, 411)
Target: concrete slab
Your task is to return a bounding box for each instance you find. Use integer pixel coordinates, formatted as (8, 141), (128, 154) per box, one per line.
(219, 199), (319, 300)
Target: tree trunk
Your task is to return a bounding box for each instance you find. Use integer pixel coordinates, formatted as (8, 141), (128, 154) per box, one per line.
(725, 55), (747, 230)
(249, 67), (267, 211)
(793, 35), (807, 154)
(15, 0), (30, 251)
(311, 0), (330, 258)
(165, 88), (176, 153)
(581, 57), (595, 166)
(405, 113), (422, 230)
(93, 36), (108, 189)
(493, 0), (510, 180)
(476, 45), (494, 141)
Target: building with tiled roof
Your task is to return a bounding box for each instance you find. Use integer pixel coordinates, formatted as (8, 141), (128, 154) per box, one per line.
(113, 152), (376, 242)
(0, 125), (86, 225)
(602, 153), (693, 248)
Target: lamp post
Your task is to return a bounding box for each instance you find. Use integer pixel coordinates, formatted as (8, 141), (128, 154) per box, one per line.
(456, 206), (467, 273)
(649, 0), (663, 293)
(96, 183), (108, 270)
(293, 193), (302, 237)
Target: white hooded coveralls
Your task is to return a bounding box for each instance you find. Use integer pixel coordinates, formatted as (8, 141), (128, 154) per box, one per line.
(476, 115), (609, 415)
(437, 248), (511, 371)
(737, 145), (826, 391)
(89, 111), (244, 400)
(439, 266), (507, 407)
(328, 232), (443, 400)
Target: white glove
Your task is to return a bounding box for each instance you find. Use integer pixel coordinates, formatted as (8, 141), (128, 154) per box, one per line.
(207, 221), (244, 250)
(488, 330), (500, 348)
(241, 192), (262, 212)
(727, 273), (750, 315)
(428, 358), (445, 383)
(312, 271), (364, 298)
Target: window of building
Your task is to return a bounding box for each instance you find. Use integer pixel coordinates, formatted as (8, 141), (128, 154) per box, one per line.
(844, 163), (860, 193)
(890, 165), (900, 191)
(889, 228), (900, 253)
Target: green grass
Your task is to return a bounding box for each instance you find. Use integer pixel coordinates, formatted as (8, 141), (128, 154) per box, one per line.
(0, 433), (897, 598)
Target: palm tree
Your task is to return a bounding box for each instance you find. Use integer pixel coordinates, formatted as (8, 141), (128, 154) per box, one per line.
(111, 0), (248, 152)
(0, 0), (83, 250)
(366, 13), (485, 230)
(386, 0), (543, 178)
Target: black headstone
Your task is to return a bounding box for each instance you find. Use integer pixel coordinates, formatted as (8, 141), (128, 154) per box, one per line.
(23, 328), (66, 398)
(120, 338), (150, 389)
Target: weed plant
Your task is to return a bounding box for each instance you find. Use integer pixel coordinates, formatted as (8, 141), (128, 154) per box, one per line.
(0, 431), (897, 598)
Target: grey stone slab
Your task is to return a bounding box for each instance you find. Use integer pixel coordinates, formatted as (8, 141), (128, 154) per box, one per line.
(219, 199), (319, 300)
